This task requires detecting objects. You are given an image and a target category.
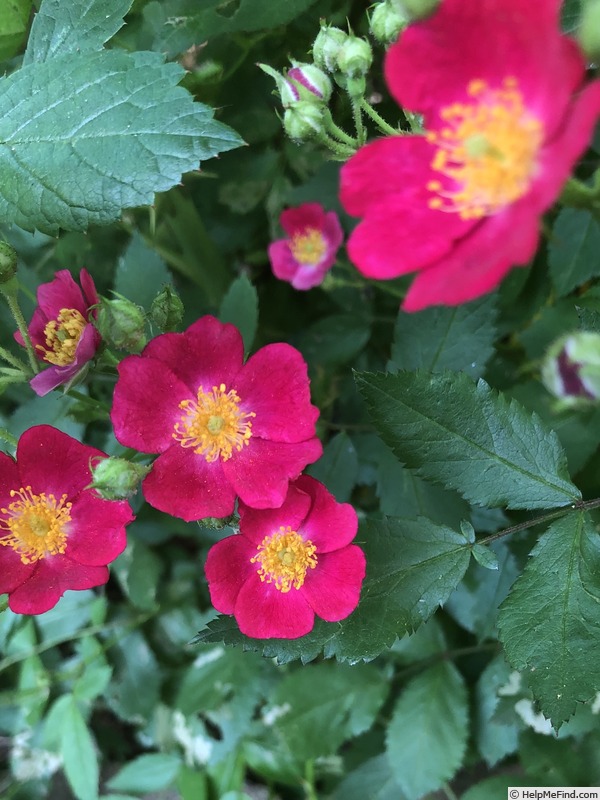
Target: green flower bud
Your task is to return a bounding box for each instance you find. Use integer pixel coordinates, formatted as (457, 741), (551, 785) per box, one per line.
(542, 331), (600, 407)
(370, 1), (408, 45)
(336, 36), (373, 79)
(579, 0), (600, 60)
(312, 25), (349, 73)
(89, 456), (150, 501)
(283, 102), (325, 141)
(95, 294), (147, 352)
(0, 242), (17, 284)
(287, 62), (332, 103)
(150, 285), (184, 332)
(397, 0), (440, 20)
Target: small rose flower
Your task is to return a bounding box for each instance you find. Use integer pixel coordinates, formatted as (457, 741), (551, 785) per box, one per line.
(111, 315), (323, 522)
(205, 475), (365, 639)
(340, 0), (600, 310)
(268, 203), (344, 290)
(0, 426), (134, 614)
(16, 269), (101, 396)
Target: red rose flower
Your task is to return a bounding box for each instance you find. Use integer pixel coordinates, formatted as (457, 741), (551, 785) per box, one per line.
(268, 202), (343, 290)
(16, 269), (101, 396)
(340, 0), (600, 310)
(205, 475), (365, 639)
(0, 426), (134, 614)
(111, 315), (322, 522)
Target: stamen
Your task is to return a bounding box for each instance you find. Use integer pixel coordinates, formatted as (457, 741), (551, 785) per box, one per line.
(289, 228), (327, 266)
(426, 77), (543, 220)
(37, 308), (87, 366)
(251, 525), (317, 592)
(0, 486), (71, 564)
(172, 383), (255, 462)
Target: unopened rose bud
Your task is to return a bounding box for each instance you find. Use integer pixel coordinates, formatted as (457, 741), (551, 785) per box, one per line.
(542, 332), (600, 407)
(398, 0), (440, 20)
(287, 62), (332, 103)
(0, 242), (17, 284)
(150, 285), (184, 332)
(579, 0), (600, 60)
(370, 1), (408, 45)
(312, 25), (348, 73)
(336, 36), (373, 79)
(283, 102), (325, 141)
(96, 294), (147, 352)
(89, 456), (150, 501)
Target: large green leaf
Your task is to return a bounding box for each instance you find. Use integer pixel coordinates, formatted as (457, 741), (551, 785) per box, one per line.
(389, 294), (497, 379)
(0, 0), (32, 62)
(0, 50), (242, 234)
(107, 754), (182, 794)
(549, 209), (600, 296)
(219, 274), (259, 353)
(195, 516), (471, 663)
(386, 662), (469, 799)
(144, 0), (320, 56)
(356, 370), (580, 510)
(24, 0), (132, 65)
(60, 696), (99, 800)
(498, 512), (600, 725)
(330, 755), (406, 800)
(266, 663), (387, 764)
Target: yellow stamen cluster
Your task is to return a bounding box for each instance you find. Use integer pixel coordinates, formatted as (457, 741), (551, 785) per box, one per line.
(251, 525), (318, 592)
(0, 486), (71, 565)
(426, 77), (543, 220)
(38, 308), (87, 366)
(289, 228), (327, 265)
(173, 383), (255, 462)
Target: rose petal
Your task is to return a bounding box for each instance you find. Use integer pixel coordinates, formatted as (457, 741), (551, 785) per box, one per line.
(143, 446), (237, 521)
(205, 535), (256, 614)
(234, 572), (315, 638)
(8, 558), (109, 615)
(238, 483), (312, 545)
(66, 492), (132, 566)
(294, 475), (358, 553)
(302, 546), (366, 622)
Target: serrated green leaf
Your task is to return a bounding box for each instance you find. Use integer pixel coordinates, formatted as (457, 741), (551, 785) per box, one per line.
(386, 662), (468, 799)
(219, 274), (258, 352)
(475, 654), (519, 767)
(446, 540), (519, 640)
(299, 314), (371, 366)
(144, 0), (319, 57)
(549, 209), (600, 296)
(307, 432), (359, 502)
(461, 776), (540, 800)
(60, 696), (99, 800)
(498, 512), (600, 725)
(0, 0), (31, 62)
(356, 370), (580, 510)
(268, 663), (387, 764)
(561, 0), (581, 32)
(106, 629), (161, 723)
(113, 540), (161, 611)
(330, 755), (406, 800)
(115, 233), (172, 311)
(24, 0), (131, 65)
(376, 445), (469, 527)
(0, 50), (242, 234)
(389, 295), (496, 379)
(195, 516), (471, 663)
(107, 753), (182, 793)
(471, 543), (499, 570)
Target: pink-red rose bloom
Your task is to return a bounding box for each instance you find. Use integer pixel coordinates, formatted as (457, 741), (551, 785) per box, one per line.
(340, 0), (600, 311)
(111, 315), (323, 522)
(0, 426), (134, 614)
(268, 202), (344, 290)
(16, 269), (101, 396)
(205, 475), (365, 639)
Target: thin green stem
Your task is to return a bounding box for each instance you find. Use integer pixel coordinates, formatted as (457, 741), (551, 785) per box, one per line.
(323, 110), (358, 148)
(359, 98), (402, 136)
(479, 496), (600, 546)
(0, 428), (17, 450)
(0, 345), (29, 373)
(303, 760), (319, 800)
(443, 782), (459, 800)
(315, 130), (356, 159)
(67, 389), (111, 416)
(351, 98), (366, 145)
(0, 611), (154, 674)
(0, 281), (38, 374)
